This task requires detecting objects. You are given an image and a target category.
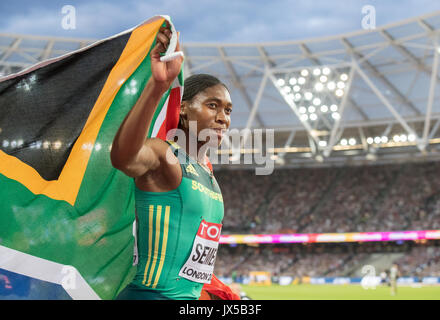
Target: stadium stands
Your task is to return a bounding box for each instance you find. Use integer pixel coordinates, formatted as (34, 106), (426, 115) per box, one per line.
(215, 160), (440, 279)
(215, 241), (440, 279)
(216, 160), (440, 234)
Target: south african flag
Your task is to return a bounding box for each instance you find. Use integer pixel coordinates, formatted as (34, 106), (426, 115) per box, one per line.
(0, 15), (183, 300)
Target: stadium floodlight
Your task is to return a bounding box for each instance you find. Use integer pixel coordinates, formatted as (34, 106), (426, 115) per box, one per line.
(299, 106), (307, 114)
(322, 67), (331, 75)
(53, 140), (62, 149)
(366, 137), (374, 144)
(327, 81), (336, 90)
(348, 138), (356, 145)
(313, 98), (321, 106)
(289, 77), (297, 85)
(277, 79), (285, 86)
(340, 73), (349, 81)
(330, 104), (338, 112)
(301, 69), (309, 77)
(304, 92), (313, 100)
(393, 135), (400, 142)
(308, 106), (316, 113)
(374, 136), (382, 144)
(2, 140), (9, 148)
(332, 112), (340, 120)
(310, 113), (318, 121)
(320, 105), (329, 113)
(408, 133), (416, 142)
(298, 77), (306, 84)
(318, 140), (327, 147)
(337, 81), (345, 89)
(283, 86), (291, 93)
(294, 93), (302, 101)
(319, 75), (328, 83)
(300, 114), (308, 121)
(313, 68), (321, 76)
(381, 136), (389, 143)
(400, 134), (408, 142)
(335, 89), (344, 97)
(293, 85), (301, 92)
(315, 82), (324, 91)
(340, 138), (348, 146)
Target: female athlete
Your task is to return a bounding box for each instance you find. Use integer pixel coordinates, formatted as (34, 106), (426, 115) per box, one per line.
(111, 22), (236, 300)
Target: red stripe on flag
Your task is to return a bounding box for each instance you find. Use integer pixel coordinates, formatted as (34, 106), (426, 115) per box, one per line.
(156, 87), (181, 140)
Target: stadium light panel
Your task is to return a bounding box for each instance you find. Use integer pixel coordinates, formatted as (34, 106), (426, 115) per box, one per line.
(313, 68), (321, 76)
(315, 82), (324, 91)
(313, 98), (321, 106)
(304, 92), (313, 100)
(332, 112), (340, 120)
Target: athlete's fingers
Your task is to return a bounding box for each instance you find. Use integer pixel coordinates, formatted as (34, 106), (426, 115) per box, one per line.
(175, 32), (181, 52)
(161, 28), (172, 39)
(156, 32), (170, 49)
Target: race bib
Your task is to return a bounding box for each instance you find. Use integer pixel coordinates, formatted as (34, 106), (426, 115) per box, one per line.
(178, 219), (222, 284)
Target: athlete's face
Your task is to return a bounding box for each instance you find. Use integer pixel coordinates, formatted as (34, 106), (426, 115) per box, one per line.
(181, 84), (232, 147)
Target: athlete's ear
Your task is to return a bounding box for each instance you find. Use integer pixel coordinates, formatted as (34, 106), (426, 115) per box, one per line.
(180, 101), (188, 119)
(180, 101), (188, 128)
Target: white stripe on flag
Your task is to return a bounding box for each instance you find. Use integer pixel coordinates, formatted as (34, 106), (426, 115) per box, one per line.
(151, 94), (170, 138)
(0, 245), (101, 300)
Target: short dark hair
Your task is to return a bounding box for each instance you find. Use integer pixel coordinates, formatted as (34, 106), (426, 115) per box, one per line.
(182, 74), (229, 102)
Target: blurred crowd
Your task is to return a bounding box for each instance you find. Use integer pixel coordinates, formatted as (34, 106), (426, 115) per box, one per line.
(215, 242), (440, 278)
(216, 160), (440, 234)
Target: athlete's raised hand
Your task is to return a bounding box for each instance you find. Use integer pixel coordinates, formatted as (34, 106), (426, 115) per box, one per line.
(150, 21), (183, 88)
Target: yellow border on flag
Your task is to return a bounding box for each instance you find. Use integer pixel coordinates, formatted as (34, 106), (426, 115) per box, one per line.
(0, 18), (165, 206)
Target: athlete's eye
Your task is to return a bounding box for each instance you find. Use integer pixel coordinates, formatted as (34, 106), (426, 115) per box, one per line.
(207, 103), (217, 109)
(225, 108), (232, 114)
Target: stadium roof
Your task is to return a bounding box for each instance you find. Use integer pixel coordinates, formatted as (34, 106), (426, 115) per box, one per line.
(2, 11), (440, 168)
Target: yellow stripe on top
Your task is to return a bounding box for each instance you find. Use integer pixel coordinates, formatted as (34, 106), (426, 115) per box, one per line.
(142, 205), (155, 285)
(146, 205), (162, 287)
(152, 205), (170, 288)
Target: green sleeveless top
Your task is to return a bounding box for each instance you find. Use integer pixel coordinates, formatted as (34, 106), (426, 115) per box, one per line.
(130, 141), (224, 300)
